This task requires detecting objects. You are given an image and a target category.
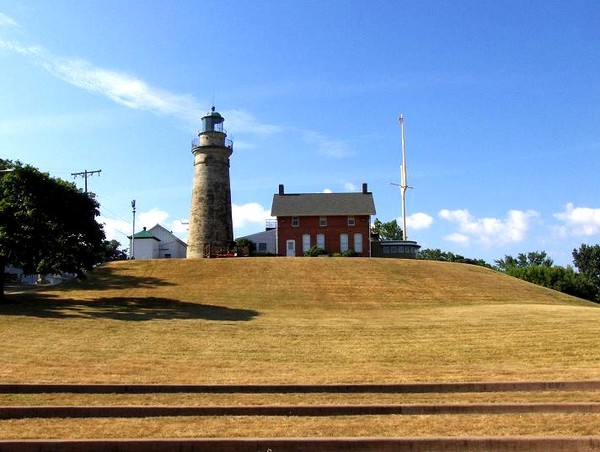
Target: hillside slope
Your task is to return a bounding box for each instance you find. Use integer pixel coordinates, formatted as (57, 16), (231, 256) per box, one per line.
(58, 257), (592, 307)
(1, 258), (599, 384)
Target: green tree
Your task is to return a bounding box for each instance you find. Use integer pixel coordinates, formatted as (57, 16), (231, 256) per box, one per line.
(417, 248), (491, 268)
(504, 264), (596, 301)
(100, 239), (128, 262)
(495, 249), (597, 302)
(0, 160), (105, 301)
(371, 218), (403, 240)
(495, 251), (553, 270)
(572, 244), (600, 301)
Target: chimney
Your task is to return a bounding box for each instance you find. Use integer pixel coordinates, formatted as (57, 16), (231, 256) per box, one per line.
(278, 184), (285, 195)
(362, 183), (368, 194)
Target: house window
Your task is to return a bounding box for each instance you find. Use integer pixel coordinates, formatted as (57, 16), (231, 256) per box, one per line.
(319, 216), (327, 227)
(340, 233), (349, 253)
(258, 243), (267, 252)
(302, 234), (311, 253)
(316, 233), (325, 250)
(354, 233), (363, 254)
(347, 216), (355, 226)
(292, 216), (300, 227)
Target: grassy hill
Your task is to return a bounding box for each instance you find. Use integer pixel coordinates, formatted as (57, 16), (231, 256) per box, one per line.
(1, 257), (599, 384)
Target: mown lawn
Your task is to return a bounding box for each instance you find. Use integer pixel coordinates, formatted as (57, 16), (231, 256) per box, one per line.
(1, 258), (599, 439)
(1, 258), (598, 384)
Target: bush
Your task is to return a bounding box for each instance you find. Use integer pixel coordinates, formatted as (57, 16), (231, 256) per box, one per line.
(304, 246), (327, 257)
(328, 250), (357, 257)
(505, 264), (597, 302)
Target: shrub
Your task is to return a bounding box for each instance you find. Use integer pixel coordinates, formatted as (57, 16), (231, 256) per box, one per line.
(304, 246), (327, 257)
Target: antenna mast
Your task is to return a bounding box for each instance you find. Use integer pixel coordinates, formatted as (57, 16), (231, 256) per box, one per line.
(399, 114), (408, 240)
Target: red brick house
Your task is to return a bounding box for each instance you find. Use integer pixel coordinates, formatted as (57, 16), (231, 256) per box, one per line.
(271, 184), (376, 257)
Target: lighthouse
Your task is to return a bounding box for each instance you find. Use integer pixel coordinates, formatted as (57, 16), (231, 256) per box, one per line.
(187, 107), (234, 258)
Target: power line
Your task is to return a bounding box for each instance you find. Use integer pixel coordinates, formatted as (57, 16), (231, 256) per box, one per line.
(71, 169), (101, 193)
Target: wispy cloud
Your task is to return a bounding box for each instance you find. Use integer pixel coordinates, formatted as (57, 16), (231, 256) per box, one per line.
(0, 37), (282, 137)
(1, 26), (359, 166)
(301, 130), (355, 159)
(0, 12), (18, 27)
(554, 203), (600, 237)
(439, 208), (538, 247)
(0, 39), (203, 121)
(224, 109), (282, 135)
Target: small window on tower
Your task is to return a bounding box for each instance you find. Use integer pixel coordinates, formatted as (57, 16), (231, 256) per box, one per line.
(347, 216), (355, 226)
(292, 216), (300, 227)
(319, 216), (327, 227)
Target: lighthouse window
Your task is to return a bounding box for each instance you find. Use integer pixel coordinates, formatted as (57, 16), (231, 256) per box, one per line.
(292, 216), (300, 227)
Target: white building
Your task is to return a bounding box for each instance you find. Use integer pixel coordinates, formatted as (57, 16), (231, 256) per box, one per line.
(129, 224), (187, 259)
(237, 226), (277, 255)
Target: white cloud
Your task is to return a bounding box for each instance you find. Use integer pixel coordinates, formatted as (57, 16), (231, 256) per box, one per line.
(98, 216), (131, 244)
(322, 188), (333, 193)
(223, 109), (282, 135)
(344, 182), (357, 191)
(554, 203), (600, 237)
(232, 202), (273, 229)
(445, 233), (470, 244)
(138, 208), (170, 228)
(0, 12), (18, 27)
(0, 38), (284, 137)
(439, 208), (538, 247)
(0, 39), (202, 121)
(99, 208), (188, 249)
(406, 212), (433, 230)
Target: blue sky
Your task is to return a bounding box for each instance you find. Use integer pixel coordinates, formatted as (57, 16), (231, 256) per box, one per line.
(1, 1), (599, 265)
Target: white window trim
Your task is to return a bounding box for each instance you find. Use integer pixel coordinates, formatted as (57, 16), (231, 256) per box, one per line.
(354, 233), (363, 254)
(340, 233), (349, 253)
(347, 216), (355, 227)
(316, 233), (325, 250)
(302, 234), (311, 253)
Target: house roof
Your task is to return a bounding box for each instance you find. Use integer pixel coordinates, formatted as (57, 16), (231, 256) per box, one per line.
(148, 224), (188, 247)
(271, 192), (376, 216)
(128, 227), (160, 241)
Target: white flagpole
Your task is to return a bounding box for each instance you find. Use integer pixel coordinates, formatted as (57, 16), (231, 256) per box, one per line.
(399, 114), (408, 240)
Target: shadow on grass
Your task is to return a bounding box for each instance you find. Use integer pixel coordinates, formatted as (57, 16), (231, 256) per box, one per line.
(53, 265), (178, 292)
(0, 294), (259, 322)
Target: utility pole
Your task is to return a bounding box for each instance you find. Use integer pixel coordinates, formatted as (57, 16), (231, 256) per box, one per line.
(71, 169), (101, 194)
(131, 200), (136, 260)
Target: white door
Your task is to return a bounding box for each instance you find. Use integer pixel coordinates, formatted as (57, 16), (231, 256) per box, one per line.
(286, 239), (296, 257)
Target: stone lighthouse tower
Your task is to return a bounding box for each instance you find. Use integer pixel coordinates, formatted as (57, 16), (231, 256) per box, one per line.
(187, 107), (234, 258)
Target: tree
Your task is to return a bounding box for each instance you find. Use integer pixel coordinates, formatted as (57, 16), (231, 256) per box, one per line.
(100, 239), (128, 262)
(0, 160), (105, 301)
(417, 248), (491, 268)
(495, 251), (553, 271)
(495, 249), (597, 302)
(503, 264), (596, 301)
(371, 218), (403, 240)
(572, 244), (600, 301)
